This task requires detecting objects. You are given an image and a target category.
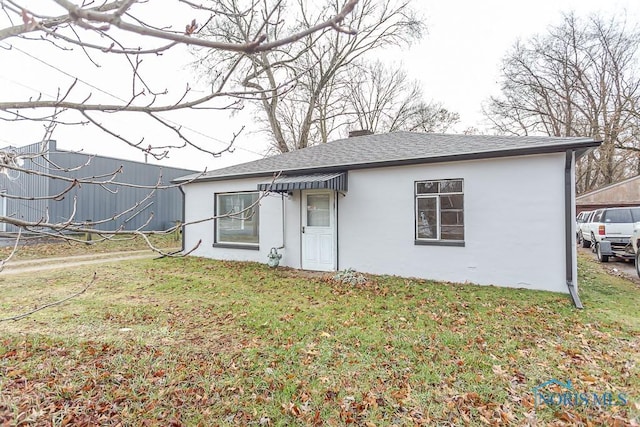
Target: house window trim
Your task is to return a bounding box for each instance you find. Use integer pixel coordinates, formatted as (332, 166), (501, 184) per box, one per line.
(414, 179), (465, 246)
(414, 239), (465, 247)
(214, 191), (260, 249)
(213, 242), (260, 251)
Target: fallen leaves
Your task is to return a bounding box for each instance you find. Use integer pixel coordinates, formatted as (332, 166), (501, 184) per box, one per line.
(0, 256), (638, 425)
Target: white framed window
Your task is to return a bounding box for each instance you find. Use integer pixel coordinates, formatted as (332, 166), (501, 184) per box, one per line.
(215, 192), (260, 247)
(415, 179), (464, 244)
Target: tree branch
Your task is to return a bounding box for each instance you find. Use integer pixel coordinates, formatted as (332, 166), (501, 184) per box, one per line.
(0, 272), (97, 322)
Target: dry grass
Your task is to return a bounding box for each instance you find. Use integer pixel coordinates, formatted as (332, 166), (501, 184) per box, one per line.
(0, 234), (179, 261)
(0, 253), (638, 426)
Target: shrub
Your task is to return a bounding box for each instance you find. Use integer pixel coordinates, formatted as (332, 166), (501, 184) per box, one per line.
(332, 268), (368, 286)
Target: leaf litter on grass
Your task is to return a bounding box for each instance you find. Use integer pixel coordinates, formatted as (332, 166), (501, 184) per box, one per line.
(0, 253), (638, 425)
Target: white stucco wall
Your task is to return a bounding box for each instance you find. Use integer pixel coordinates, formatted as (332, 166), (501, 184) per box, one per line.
(182, 152), (573, 294)
(338, 153), (569, 293)
(182, 178), (301, 268)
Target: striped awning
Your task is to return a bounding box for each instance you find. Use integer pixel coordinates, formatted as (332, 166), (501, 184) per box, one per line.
(258, 172), (348, 192)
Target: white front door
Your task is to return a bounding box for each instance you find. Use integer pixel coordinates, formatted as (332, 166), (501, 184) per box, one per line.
(301, 191), (336, 271)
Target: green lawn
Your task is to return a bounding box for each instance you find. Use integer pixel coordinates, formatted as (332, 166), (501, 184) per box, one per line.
(0, 253), (638, 426)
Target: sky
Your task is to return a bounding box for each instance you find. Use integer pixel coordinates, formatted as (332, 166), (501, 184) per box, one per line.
(1, 0), (639, 172)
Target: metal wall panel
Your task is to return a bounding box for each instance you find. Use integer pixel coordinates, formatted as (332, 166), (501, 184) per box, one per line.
(0, 140), (196, 234)
(0, 141), (50, 233)
(49, 147), (196, 232)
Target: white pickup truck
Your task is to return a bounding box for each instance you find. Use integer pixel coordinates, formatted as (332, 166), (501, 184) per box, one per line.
(630, 223), (640, 276)
(584, 207), (640, 262)
(577, 210), (595, 247)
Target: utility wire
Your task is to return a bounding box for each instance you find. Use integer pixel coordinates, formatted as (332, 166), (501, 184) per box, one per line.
(0, 74), (57, 99)
(1, 42), (264, 157)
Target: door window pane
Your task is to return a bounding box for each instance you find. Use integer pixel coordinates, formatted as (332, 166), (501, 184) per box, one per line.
(307, 194), (330, 227)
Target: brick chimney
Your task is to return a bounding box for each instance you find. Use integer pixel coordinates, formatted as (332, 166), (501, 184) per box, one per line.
(348, 129), (373, 138)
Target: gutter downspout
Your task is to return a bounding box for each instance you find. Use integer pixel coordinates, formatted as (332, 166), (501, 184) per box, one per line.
(279, 193), (286, 249)
(178, 185), (186, 253)
(565, 150), (583, 308)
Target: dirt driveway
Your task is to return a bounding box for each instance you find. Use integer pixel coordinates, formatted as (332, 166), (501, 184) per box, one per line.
(578, 245), (639, 284)
(0, 250), (159, 276)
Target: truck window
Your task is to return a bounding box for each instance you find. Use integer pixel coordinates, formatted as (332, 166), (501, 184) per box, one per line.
(631, 208), (640, 222)
(604, 209), (632, 223)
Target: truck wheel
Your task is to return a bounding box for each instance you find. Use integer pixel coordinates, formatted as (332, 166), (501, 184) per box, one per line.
(596, 243), (609, 262)
(579, 232), (590, 248)
(591, 234), (597, 253)
(636, 251), (640, 278)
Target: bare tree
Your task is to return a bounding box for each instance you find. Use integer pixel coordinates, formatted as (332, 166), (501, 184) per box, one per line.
(485, 12), (640, 192)
(344, 61), (459, 134)
(197, 0), (424, 153)
(0, 0), (359, 248)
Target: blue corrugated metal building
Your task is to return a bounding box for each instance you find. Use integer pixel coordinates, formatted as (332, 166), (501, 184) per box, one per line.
(0, 140), (197, 233)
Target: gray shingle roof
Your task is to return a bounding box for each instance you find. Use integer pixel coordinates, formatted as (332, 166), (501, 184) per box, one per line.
(175, 131), (600, 183)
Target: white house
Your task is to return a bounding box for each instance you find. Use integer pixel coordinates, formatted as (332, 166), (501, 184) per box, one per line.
(175, 132), (599, 307)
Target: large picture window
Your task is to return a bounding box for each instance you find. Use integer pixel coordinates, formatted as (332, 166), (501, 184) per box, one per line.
(215, 192), (260, 247)
(415, 179), (464, 244)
